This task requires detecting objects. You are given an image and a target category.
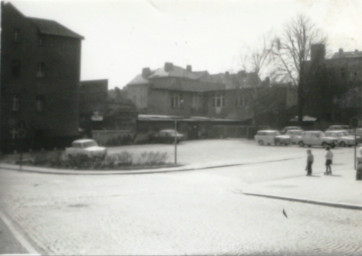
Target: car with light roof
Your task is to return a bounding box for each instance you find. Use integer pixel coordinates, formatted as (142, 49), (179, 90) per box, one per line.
(326, 125), (350, 131)
(255, 130), (290, 146)
(299, 130), (337, 148)
(285, 129), (303, 144)
(281, 126), (302, 134)
(324, 130), (356, 147)
(65, 139), (107, 158)
(151, 129), (184, 143)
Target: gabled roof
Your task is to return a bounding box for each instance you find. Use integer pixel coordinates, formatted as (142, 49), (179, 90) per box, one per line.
(28, 17), (84, 39)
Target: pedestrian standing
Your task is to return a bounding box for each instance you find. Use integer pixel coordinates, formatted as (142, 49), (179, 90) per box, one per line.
(325, 147), (333, 175)
(306, 149), (314, 176)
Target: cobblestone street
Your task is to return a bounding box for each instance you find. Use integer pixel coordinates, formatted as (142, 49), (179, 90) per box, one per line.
(1, 140), (362, 255)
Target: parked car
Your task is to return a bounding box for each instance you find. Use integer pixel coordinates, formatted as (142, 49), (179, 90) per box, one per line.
(65, 139), (107, 158)
(151, 129), (184, 143)
(254, 130), (289, 146)
(285, 129), (303, 144)
(326, 125), (350, 131)
(299, 131), (337, 148)
(274, 134), (291, 146)
(281, 126), (303, 134)
(324, 130), (357, 147)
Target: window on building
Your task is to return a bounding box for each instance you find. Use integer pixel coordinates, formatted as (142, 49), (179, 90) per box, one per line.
(11, 60), (21, 78)
(12, 95), (20, 111)
(340, 68), (346, 79)
(36, 62), (45, 77)
(353, 71), (358, 81)
(171, 93), (183, 108)
(236, 95), (246, 106)
(38, 35), (44, 46)
(36, 96), (44, 112)
(13, 28), (20, 43)
(213, 93), (225, 108)
(192, 93), (202, 109)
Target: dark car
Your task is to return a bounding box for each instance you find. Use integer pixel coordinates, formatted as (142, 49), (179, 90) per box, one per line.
(151, 129), (184, 143)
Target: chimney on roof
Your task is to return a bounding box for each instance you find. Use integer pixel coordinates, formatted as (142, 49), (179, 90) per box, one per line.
(311, 44), (325, 62)
(225, 71), (230, 76)
(339, 48), (344, 54)
(186, 65), (192, 72)
(355, 49), (359, 53)
(164, 62), (174, 72)
(142, 67), (151, 78)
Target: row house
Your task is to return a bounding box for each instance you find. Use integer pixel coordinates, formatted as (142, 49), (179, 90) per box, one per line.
(1, 2), (83, 152)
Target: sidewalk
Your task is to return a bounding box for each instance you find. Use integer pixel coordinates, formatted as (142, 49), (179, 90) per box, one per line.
(243, 167), (362, 210)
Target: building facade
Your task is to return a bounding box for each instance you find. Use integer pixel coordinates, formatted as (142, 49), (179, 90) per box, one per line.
(1, 2), (83, 152)
(303, 44), (362, 125)
(125, 62), (296, 128)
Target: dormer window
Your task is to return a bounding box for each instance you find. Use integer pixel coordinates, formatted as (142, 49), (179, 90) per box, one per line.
(37, 62), (45, 77)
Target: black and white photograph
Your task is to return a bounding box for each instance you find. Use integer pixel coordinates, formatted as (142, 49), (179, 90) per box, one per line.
(1, 0), (362, 255)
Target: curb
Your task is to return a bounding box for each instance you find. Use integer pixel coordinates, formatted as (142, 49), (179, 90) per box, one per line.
(243, 192), (362, 210)
(0, 157), (301, 176)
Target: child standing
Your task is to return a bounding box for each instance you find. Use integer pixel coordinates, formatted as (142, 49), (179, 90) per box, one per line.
(306, 149), (314, 176)
(325, 147), (333, 175)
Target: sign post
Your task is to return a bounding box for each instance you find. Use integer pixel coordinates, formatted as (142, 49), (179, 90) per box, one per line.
(350, 118), (359, 170)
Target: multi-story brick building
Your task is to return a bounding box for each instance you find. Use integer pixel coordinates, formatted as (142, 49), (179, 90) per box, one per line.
(302, 44), (362, 125)
(1, 2), (83, 152)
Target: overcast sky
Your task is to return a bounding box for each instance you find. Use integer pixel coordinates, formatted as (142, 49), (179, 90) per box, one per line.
(6, 0), (362, 88)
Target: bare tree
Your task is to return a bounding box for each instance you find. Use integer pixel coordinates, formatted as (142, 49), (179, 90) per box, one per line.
(240, 35), (273, 80)
(270, 15), (326, 122)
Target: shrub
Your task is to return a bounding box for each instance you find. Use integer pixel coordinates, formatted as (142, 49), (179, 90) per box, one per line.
(137, 151), (168, 166)
(25, 150), (169, 170)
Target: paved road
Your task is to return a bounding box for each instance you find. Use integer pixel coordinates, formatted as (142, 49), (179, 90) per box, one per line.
(0, 140), (361, 255)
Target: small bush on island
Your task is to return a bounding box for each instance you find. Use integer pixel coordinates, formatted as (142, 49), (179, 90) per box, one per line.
(20, 150), (171, 170)
(136, 152), (168, 166)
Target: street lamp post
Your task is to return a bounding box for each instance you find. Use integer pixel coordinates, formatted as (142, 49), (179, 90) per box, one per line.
(174, 119), (177, 165)
(174, 99), (184, 165)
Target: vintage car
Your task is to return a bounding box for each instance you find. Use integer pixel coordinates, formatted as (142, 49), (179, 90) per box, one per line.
(326, 125), (350, 131)
(151, 129), (184, 143)
(281, 126), (302, 134)
(324, 130), (356, 147)
(285, 129), (303, 144)
(299, 131), (337, 148)
(254, 130), (290, 146)
(65, 139), (107, 158)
